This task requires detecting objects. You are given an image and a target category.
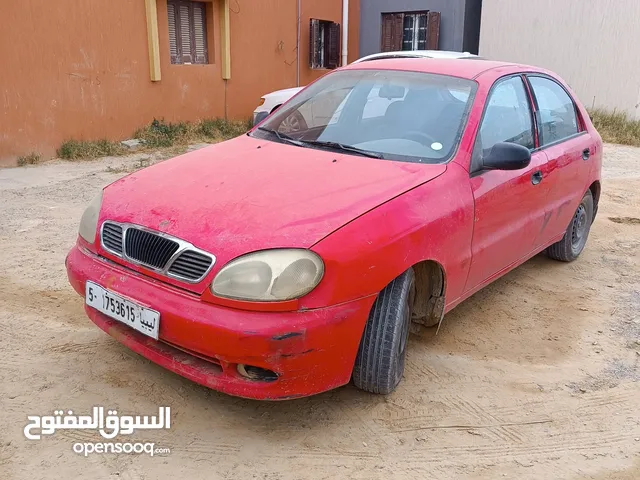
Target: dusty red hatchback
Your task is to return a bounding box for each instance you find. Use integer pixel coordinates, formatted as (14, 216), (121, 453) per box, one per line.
(67, 59), (602, 399)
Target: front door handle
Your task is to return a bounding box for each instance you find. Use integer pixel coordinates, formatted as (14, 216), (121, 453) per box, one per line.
(582, 148), (591, 160)
(531, 170), (543, 185)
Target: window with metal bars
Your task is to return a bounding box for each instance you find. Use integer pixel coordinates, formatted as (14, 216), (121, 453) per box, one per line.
(309, 19), (341, 69)
(380, 11), (440, 52)
(401, 13), (427, 51)
(167, 0), (208, 65)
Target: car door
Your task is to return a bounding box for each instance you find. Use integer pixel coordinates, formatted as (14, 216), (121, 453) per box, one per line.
(526, 75), (594, 247)
(464, 75), (550, 293)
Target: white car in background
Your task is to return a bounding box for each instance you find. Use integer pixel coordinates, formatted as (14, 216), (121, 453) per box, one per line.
(252, 50), (480, 129)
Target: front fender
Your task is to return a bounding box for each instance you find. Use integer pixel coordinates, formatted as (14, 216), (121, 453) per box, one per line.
(302, 163), (474, 310)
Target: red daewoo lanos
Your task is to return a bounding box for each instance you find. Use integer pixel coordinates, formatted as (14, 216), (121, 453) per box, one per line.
(67, 59), (602, 399)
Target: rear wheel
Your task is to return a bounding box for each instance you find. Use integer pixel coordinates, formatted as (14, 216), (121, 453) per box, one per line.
(352, 269), (415, 394)
(547, 190), (594, 262)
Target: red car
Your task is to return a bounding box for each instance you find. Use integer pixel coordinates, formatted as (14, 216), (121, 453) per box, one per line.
(67, 59), (602, 399)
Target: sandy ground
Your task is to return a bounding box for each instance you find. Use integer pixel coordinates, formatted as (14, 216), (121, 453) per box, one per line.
(0, 144), (639, 480)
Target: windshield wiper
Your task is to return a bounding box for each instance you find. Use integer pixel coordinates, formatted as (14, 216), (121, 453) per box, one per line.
(302, 140), (384, 159)
(257, 128), (383, 159)
(257, 127), (304, 146)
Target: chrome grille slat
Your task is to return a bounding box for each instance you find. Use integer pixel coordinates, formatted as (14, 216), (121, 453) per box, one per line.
(100, 221), (215, 284)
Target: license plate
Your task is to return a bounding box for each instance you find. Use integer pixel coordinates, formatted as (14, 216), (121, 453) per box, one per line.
(85, 281), (160, 340)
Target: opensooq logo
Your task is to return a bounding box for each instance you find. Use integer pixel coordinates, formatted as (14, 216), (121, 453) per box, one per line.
(24, 406), (170, 440)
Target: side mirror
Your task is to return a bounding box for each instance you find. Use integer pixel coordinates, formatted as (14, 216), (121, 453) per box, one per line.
(483, 142), (532, 171)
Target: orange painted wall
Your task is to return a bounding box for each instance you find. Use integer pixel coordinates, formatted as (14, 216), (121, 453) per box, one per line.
(0, 0), (360, 164)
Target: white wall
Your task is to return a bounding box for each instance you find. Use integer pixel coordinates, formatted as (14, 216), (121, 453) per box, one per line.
(479, 0), (640, 119)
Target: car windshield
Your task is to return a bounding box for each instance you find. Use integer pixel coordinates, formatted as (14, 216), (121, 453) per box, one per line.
(252, 69), (477, 164)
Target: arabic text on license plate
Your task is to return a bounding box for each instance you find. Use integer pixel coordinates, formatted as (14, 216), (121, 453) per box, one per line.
(85, 281), (160, 340)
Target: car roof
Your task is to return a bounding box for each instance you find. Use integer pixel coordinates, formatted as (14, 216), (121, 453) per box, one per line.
(342, 57), (539, 80)
(352, 50), (480, 63)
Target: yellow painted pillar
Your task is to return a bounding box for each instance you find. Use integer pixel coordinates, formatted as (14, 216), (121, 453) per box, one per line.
(219, 0), (231, 79)
(145, 0), (162, 81)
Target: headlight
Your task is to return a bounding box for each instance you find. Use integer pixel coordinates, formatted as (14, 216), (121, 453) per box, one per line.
(78, 191), (103, 244)
(258, 98), (266, 106)
(211, 249), (324, 301)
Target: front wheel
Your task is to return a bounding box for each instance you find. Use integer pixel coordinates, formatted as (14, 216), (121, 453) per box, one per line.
(352, 268), (415, 394)
(547, 190), (594, 262)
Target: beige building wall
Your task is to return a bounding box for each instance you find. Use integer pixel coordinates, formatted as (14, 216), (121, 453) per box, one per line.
(479, 0), (640, 119)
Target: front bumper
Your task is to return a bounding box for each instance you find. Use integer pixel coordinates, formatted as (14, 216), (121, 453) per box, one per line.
(66, 245), (374, 400)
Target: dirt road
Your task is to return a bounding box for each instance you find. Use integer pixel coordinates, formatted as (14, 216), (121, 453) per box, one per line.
(0, 145), (638, 479)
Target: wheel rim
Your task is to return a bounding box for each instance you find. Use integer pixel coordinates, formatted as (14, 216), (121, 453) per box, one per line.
(571, 203), (589, 253)
(280, 113), (302, 133)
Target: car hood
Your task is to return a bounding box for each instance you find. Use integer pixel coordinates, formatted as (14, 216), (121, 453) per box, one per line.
(100, 135), (446, 272)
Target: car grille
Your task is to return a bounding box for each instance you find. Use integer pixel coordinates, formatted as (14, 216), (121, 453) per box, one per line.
(124, 228), (180, 270)
(168, 250), (214, 280)
(100, 221), (215, 283)
(102, 223), (124, 255)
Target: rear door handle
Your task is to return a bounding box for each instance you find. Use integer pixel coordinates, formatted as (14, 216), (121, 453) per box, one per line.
(531, 170), (543, 185)
(582, 148), (591, 160)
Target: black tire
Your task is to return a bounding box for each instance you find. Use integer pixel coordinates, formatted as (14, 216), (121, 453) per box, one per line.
(547, 190), (594, 262)
(352, 268), (415, 394)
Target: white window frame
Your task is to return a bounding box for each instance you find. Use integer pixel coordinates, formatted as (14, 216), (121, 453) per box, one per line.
(402, 13), (427, 51)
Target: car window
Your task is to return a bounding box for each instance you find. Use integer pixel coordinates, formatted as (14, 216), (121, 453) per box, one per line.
(360, 84), (470, 120)
(449, 88), (470, 103)
(528, 76), (579, 145)
(326, 85), (406, 124)
(254, 69), (477, 164)
(472, 76), (534, 171)
(296, 88), (352, 130)
(362, 86), (406, 120)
